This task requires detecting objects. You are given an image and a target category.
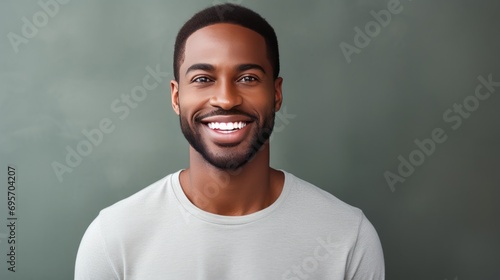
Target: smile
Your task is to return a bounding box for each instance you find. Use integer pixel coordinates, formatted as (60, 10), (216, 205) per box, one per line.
(207, 121), (247, 131)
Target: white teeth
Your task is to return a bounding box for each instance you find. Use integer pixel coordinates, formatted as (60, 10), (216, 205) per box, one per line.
(207, 122), (247, 130)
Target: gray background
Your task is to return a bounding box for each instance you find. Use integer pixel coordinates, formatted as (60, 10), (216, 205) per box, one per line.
(1, 0), (499, 279)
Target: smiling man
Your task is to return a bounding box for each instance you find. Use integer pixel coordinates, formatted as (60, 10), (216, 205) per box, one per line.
(75, 4), (384, 280)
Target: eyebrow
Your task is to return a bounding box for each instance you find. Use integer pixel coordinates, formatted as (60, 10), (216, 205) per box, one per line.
(185, 63), (266, 76)
(185, 63), (214, 76)
(237, 64), (266, 74)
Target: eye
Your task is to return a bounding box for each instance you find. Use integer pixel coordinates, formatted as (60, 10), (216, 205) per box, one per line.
(239, 76), (258, 83)
(192, 76), (213, 83)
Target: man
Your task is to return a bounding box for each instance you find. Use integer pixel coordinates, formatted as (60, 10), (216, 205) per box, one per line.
(75, 3), (384, 279)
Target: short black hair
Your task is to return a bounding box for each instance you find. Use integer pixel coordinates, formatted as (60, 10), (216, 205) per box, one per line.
(173, 3), (280, 81)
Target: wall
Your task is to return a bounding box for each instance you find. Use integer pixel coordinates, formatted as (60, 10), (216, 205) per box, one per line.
(1, 0), (499, 279)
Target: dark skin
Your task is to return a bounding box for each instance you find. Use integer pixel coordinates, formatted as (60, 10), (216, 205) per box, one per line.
(170, 23), (284, 216)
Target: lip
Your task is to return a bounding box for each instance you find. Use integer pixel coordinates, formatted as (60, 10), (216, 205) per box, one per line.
(200, 115), (254, 123)
(201, 120), (253, 146)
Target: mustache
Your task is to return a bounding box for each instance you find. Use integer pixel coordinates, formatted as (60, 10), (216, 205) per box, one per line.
(195, 109), (257, 122)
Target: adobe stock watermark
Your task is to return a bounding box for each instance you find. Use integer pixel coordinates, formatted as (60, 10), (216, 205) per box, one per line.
(281, 233), (338, 280)
(7, 0), (71, 54)
(51, 64), (169, 182)
(340, 0), (413, 64)
(385, 74), (500, 192)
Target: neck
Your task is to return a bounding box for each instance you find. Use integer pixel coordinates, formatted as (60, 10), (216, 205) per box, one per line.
(179, 142), (284, 216)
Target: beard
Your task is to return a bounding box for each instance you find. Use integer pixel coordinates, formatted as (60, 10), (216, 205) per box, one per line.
(179, 107), (275, 171)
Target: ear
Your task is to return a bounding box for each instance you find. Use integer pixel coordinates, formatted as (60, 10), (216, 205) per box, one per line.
(170, 79), (180, 115)
(273, 77), (283, 112)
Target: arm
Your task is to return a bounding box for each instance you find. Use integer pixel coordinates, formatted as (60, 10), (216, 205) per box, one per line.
(346, 213), (385, 280)
(74, 216), (119, 280)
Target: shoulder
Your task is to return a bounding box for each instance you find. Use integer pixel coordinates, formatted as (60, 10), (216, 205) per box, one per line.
(282, 171), (384, 274)
(283, 170), (364, 220)
(97, 172), (177, 231)
(75, 173), (178, 279)
(281, 171), (378, 240)
(106, 173), (170, 209)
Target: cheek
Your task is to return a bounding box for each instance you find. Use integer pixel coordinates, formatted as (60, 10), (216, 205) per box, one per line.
(178, 94), (208, 117)
(248, 93), (276, 113)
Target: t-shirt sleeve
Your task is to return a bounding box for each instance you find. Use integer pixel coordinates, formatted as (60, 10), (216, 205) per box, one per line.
(74, 215), (119, 280)
(346, 213), (385, 280)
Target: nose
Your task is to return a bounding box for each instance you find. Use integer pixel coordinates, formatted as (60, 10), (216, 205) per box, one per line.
(209, 79), (243, 110)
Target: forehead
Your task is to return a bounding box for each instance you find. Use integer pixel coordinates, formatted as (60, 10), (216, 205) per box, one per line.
(181, 23), (270, 74)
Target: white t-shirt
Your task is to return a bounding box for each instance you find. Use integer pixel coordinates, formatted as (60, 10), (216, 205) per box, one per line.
(75, 170), (384, 279)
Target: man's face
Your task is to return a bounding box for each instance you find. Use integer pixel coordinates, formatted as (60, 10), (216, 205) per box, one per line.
(170, 23), (282, 170)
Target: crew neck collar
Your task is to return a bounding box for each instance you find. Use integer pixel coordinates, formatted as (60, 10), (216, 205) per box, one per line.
(170, 169), (291, 225)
